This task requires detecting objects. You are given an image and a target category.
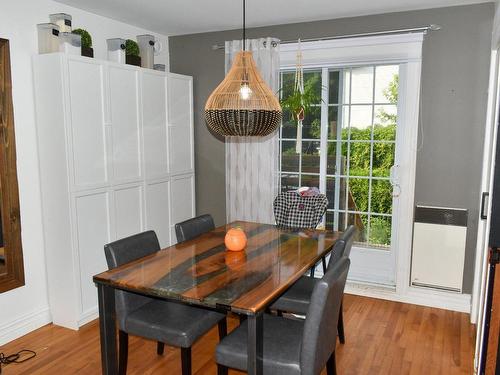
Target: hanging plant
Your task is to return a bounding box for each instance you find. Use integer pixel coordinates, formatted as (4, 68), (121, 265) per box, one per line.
(280, 82), (320, 122)
(279, 40), (321, 153)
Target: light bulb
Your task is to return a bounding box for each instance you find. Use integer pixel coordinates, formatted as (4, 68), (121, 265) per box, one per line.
(239, 83), (252, 100)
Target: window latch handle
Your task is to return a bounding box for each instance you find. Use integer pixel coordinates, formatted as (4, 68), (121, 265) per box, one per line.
(389, 164), (401, 197)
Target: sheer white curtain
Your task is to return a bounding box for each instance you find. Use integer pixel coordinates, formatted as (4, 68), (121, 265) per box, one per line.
(225, 37), (280, 224)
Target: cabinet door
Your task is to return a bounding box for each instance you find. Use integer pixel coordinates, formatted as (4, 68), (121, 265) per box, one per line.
(146, 181), (170, 247)
(68, 60), (107, 188)
(168, 75), (193, 174)
(142, 72), (168, 179)
(109, 66), (141, 183)
(75, 192), (110, 314)
(114, 185), (144, 239)
(170, 174), (195, 243)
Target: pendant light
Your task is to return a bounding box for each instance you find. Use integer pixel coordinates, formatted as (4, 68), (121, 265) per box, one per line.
(204, 0), (282, 137)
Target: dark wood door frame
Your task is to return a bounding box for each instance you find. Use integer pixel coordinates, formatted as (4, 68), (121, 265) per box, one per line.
(0, 38), (25, 293)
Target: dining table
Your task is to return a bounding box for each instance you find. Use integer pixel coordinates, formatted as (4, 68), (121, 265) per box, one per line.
(93, 221), (341, 375)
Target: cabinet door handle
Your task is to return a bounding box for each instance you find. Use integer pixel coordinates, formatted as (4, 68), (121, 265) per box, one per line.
(481, 192), (489, 220)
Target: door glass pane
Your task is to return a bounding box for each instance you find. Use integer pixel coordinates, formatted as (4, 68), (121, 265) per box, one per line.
(302, 141), (320, 174)
(369, 215), (392, 247)
(281, 173), (299, 192)
(349, 105), (373, 140)
(281, 71), (295, 99)
(302, 106), (321, 139)
(326, 211), (335, 230)
(329, 70), (340, 104)
(326, 142), (337, 175)
(303, 70), (322, 101)
(350, 66), (374, 104)
(281, 141), (299, 172)
(282, 109), (297, 139)
(326, 177), (348, 211)
(375, 65), (399, 104)
(339, 211), (368, 243)
(374, 105), (397, 141)
(372, 142), (395, 177)
(301, 174), (320, 189)
(348, 178), (369, 212)
(371, 180), (393, 214)
(328, 106), (349, 141)
(348, 142), (370, 177)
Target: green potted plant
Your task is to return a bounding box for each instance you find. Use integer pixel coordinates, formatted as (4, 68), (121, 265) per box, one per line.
(125, 39), (141, 67)
(280, 80), (320, 153)
(72, 28), (93, 58)
(280, 83), (319, 123)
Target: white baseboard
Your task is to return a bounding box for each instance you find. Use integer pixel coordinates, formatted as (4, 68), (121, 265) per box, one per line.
(345, 280), (471, 313)
(78, 307), (98, 327)
(0, 307), (52, 346)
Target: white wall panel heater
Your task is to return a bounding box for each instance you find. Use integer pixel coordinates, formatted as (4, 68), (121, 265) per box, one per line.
(410, 205), (468, 292)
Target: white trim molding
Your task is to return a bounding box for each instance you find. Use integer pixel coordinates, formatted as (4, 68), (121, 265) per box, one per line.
(346, 281), (471, 313)
(0, 307), (52, 346)
(280, 33), (424, 69)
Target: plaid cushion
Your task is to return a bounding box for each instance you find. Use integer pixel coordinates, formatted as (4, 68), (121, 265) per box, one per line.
(273, 191), (328, 229)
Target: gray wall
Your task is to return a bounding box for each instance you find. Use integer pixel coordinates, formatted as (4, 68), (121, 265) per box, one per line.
(169, 3), (494, 293)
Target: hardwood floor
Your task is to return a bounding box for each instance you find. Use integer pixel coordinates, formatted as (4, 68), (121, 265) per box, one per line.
(0, 295), (475, 374)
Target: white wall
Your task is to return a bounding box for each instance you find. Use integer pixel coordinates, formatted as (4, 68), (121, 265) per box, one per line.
(493, 1), (500, 48)
(0, 0), (169, 345)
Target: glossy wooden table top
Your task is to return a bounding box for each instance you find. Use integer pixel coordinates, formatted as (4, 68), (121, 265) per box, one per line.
(94, 221), (341, 314)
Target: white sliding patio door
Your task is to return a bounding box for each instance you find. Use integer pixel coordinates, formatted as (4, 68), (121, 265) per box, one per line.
(279, 35), (422, 286)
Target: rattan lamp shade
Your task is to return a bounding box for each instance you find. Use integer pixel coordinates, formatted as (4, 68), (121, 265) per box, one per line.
(205, 51), (282, 137)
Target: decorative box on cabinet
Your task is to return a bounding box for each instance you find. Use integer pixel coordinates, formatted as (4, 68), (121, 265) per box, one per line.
(33, 53), (195, 329)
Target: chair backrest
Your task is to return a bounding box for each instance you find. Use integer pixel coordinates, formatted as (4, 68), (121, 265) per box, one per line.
(326, 225), (356, 269)
(104, 230), (160, 329)
(325, 237), (346, 270)
(273, 191), (328, 229)
(300, 257), (350, 375)
(341, 225), (356, 258)
(175, 214), (215, 243)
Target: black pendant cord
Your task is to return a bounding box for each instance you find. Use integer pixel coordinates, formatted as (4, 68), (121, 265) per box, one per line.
(242, 0), (246, 51)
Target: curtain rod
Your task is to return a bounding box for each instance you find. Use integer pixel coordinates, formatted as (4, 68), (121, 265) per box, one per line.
(211, 24), (441, 50)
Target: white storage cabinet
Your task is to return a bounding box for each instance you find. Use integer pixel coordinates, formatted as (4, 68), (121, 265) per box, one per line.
(33, 53), (195, 329)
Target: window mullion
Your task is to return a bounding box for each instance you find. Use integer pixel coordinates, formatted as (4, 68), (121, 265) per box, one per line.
(319, 67), (329, 196)
(334, 70), (344, 231)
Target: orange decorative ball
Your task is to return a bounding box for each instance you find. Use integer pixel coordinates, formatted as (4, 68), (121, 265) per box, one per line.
(225, 227), (247, 251)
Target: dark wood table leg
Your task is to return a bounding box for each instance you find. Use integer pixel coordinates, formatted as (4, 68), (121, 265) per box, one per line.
(97, 283), (118, 375)
(247, 311), (263, 375)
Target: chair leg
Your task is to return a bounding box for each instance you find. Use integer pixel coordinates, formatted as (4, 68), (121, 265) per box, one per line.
(276, 310), (283, 317)
(338, 301), (345, 344)
(217, 364), (229, 375)
(181, 347), (191, 375)
(327, 351), (337, 375)
(157, 341), (165, 355)
(310, 266), (315, 277)
(118, 330), (128, 375)
(218, 318), (227, 340)
(322, 256), (327, 273)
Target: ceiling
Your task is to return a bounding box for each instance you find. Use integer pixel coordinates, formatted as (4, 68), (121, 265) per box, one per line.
(55, 0), (491, 36)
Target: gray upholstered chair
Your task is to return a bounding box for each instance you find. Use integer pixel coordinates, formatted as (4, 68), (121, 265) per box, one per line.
(104, 230), (227, 375)
(175, 214), (215, 243)
(216, 257), (351, 375)
(270, 225), (356, 344)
